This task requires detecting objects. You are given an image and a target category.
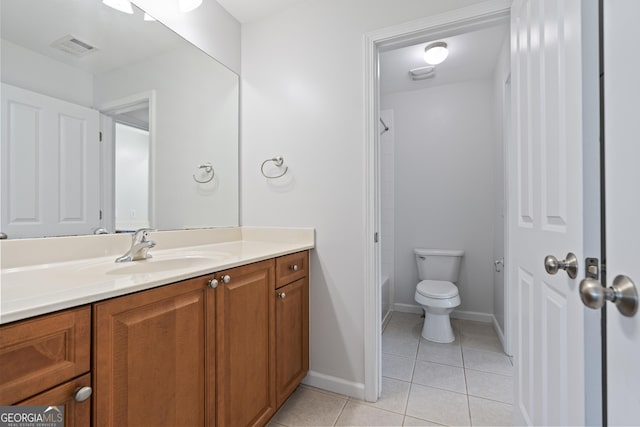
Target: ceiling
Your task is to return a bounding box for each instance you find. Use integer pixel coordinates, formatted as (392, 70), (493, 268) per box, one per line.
(1, 0), (185, 75)
(215, 0), (306, 24)
(380, 24), (509, 95)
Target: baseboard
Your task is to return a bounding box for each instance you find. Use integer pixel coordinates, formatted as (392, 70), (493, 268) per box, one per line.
(382, 310), (393, 332)
(302, 370), (365, 400)
(393, 303), (423, 314)
(450, 310), (494, 323)
(492, 315), (506, 349)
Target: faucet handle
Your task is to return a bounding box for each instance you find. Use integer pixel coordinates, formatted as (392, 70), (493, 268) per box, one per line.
(132, 228), (156, 242)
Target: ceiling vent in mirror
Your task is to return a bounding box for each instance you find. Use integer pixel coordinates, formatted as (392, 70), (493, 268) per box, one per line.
(51, 35), (99, 57)
(409, 65), (435, 81)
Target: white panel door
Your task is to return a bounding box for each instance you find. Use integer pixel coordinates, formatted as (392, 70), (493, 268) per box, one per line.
(603, 1), (640, 425)
(1, 83), (100, 238)
(510, 0), (594, 424)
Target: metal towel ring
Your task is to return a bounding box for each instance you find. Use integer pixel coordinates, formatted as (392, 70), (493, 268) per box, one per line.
(193, 163), (215, 183)
(261, 156), (288, 179)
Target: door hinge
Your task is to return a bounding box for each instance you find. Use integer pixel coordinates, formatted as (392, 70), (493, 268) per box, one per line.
(374, 232), (379, 243)
(99, 131), (102, 142)
(585, 257), (599, 280)
(99, 210), (103, 220)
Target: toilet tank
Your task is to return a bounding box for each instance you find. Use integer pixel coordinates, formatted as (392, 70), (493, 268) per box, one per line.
(414, 248), (464, 282)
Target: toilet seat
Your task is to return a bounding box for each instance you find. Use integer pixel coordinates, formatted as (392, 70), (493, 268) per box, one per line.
(416, 280), (458, 299)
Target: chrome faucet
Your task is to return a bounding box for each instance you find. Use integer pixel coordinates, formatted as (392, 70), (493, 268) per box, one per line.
(115, 228), (156, 263)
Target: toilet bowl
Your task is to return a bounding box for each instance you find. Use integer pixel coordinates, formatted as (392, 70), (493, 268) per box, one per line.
(413, 249), (464, 343)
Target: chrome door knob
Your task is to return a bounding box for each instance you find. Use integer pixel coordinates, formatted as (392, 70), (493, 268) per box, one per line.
(222, 275), (231, 284)
(208, 279), (219, 289)
(74, 386), (92, 402)
(580, 275), (638, 317)
(290, 264), (299, 272)
(278, 292), (286, 299)
(544, 252), (578, 279)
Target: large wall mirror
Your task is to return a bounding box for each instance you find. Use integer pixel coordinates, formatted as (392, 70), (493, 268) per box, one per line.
(0, 0), (239, 239)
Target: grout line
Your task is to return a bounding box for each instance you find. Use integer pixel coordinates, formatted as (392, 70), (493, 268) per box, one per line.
(331, 397), (349, 426)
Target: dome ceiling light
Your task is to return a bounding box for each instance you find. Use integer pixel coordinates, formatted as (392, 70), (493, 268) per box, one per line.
(423, 41), (449, 65)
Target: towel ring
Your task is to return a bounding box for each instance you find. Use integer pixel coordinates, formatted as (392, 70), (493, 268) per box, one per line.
(193, 162), (215, 183)
(261, 156), (288, 179)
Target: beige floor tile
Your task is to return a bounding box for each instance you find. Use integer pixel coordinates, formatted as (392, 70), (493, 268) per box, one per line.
(351, 377), (410, 414)
(383, 353), (416, 382)
(461, 333), (504, 353)
(335, 401), (404, 426)
(271, 386), (347, 426)
(458, 320), (496, 337)
(417, 338), (463, 367)
(468, 396), (513, 426)
(384, 321), (422, 341)
(406, 384), (470, 426)
(412, 360), (466, 394)
(402, 415), (444, 426)
(465, 369), (513, 404)
(389, 312), (423, 325)
(462, 348), (513, 376)
(383, 334), (420, 359)
(300, 384), (350, 400)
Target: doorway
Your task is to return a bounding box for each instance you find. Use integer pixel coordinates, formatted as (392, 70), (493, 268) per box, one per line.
(363, 2), (512, 404)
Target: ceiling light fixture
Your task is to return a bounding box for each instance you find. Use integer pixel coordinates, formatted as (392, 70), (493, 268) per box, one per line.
(178, 0), (203, 12)
(423, 42), (448, 65)
(102, 0), (133, 14)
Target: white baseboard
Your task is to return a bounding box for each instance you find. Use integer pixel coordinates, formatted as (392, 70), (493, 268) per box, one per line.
(302, 370), (365, 400)
(451, 310), (494, 323)
(393, 303), (423, 314)
(492, 315), (506, 347)
(382, 310), (393, 332)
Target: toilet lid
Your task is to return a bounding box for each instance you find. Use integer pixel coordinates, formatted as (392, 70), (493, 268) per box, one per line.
(416, 280), (458, 299)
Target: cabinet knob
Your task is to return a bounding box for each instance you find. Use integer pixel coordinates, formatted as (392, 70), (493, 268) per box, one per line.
(208, 279), (218, 289)
(74, 386), (92, 402)
(222, 275), (231, 284)
(290, 264), (299, 272)
(278, 292), (286, 299)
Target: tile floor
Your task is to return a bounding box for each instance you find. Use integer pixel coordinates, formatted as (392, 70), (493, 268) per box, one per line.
(269, 312), (513, 426)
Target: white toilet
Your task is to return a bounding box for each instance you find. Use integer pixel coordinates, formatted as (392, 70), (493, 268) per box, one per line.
(414, 248), (464, 343)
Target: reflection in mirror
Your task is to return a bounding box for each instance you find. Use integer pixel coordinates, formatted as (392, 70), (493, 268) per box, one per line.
(0, 0), (239, 239)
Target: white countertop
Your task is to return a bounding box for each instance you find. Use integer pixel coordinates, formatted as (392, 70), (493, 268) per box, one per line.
(0, 227), (314, 324)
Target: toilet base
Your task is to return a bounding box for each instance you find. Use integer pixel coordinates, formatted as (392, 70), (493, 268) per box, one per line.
(421, 310), (455, 343)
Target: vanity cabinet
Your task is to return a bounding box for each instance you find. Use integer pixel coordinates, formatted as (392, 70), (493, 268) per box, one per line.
(93, 275), (216, 427)
(1, 249), (309, 427)
(215, 259), (276, 427)
(0, 306), (92, 423)
(275, 252), (309, 407)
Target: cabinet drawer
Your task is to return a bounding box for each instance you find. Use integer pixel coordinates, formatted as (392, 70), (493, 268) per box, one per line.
(276, 251), (308, 288)
(18, 373), (91, 427)
(0, 306), (91, 404)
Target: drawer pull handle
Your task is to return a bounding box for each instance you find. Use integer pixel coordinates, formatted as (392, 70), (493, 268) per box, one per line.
(208, 279), (218, 289)
(290, 264), (299, 272)
(222, 275), (231, 284)
(278, 292), (286, 299)
(74, 386), (92, 402)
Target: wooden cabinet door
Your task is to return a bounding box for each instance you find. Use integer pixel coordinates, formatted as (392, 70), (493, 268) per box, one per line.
(94, 276), (215, 427)
(19, 373), (92, 427)
(216, 259), (276, 427)
(275, 278), (309, 407)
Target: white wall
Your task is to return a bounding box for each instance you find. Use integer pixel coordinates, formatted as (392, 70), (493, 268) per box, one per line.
(115, 124), (150, 230)
(241, 0), (492, 393)
(380, 109), (395, 319)
(382, 80), (496, 316)
(0, 39), (94, 107)
(492, 36), (510, 334)
(131, 0), (241, 74)
(94, 47), (239, 229)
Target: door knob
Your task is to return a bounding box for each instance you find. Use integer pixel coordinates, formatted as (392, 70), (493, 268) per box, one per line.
(544, 252), (578, 279)
(221, 275), (231, 284)
(278, 292), (286, 299)
(208, 279), (218, 289)
(580, 275), (638, 317)
(74, 386), (92, 402)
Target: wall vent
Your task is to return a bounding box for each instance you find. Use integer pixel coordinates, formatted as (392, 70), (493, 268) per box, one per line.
(51, 35), (98, 57)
